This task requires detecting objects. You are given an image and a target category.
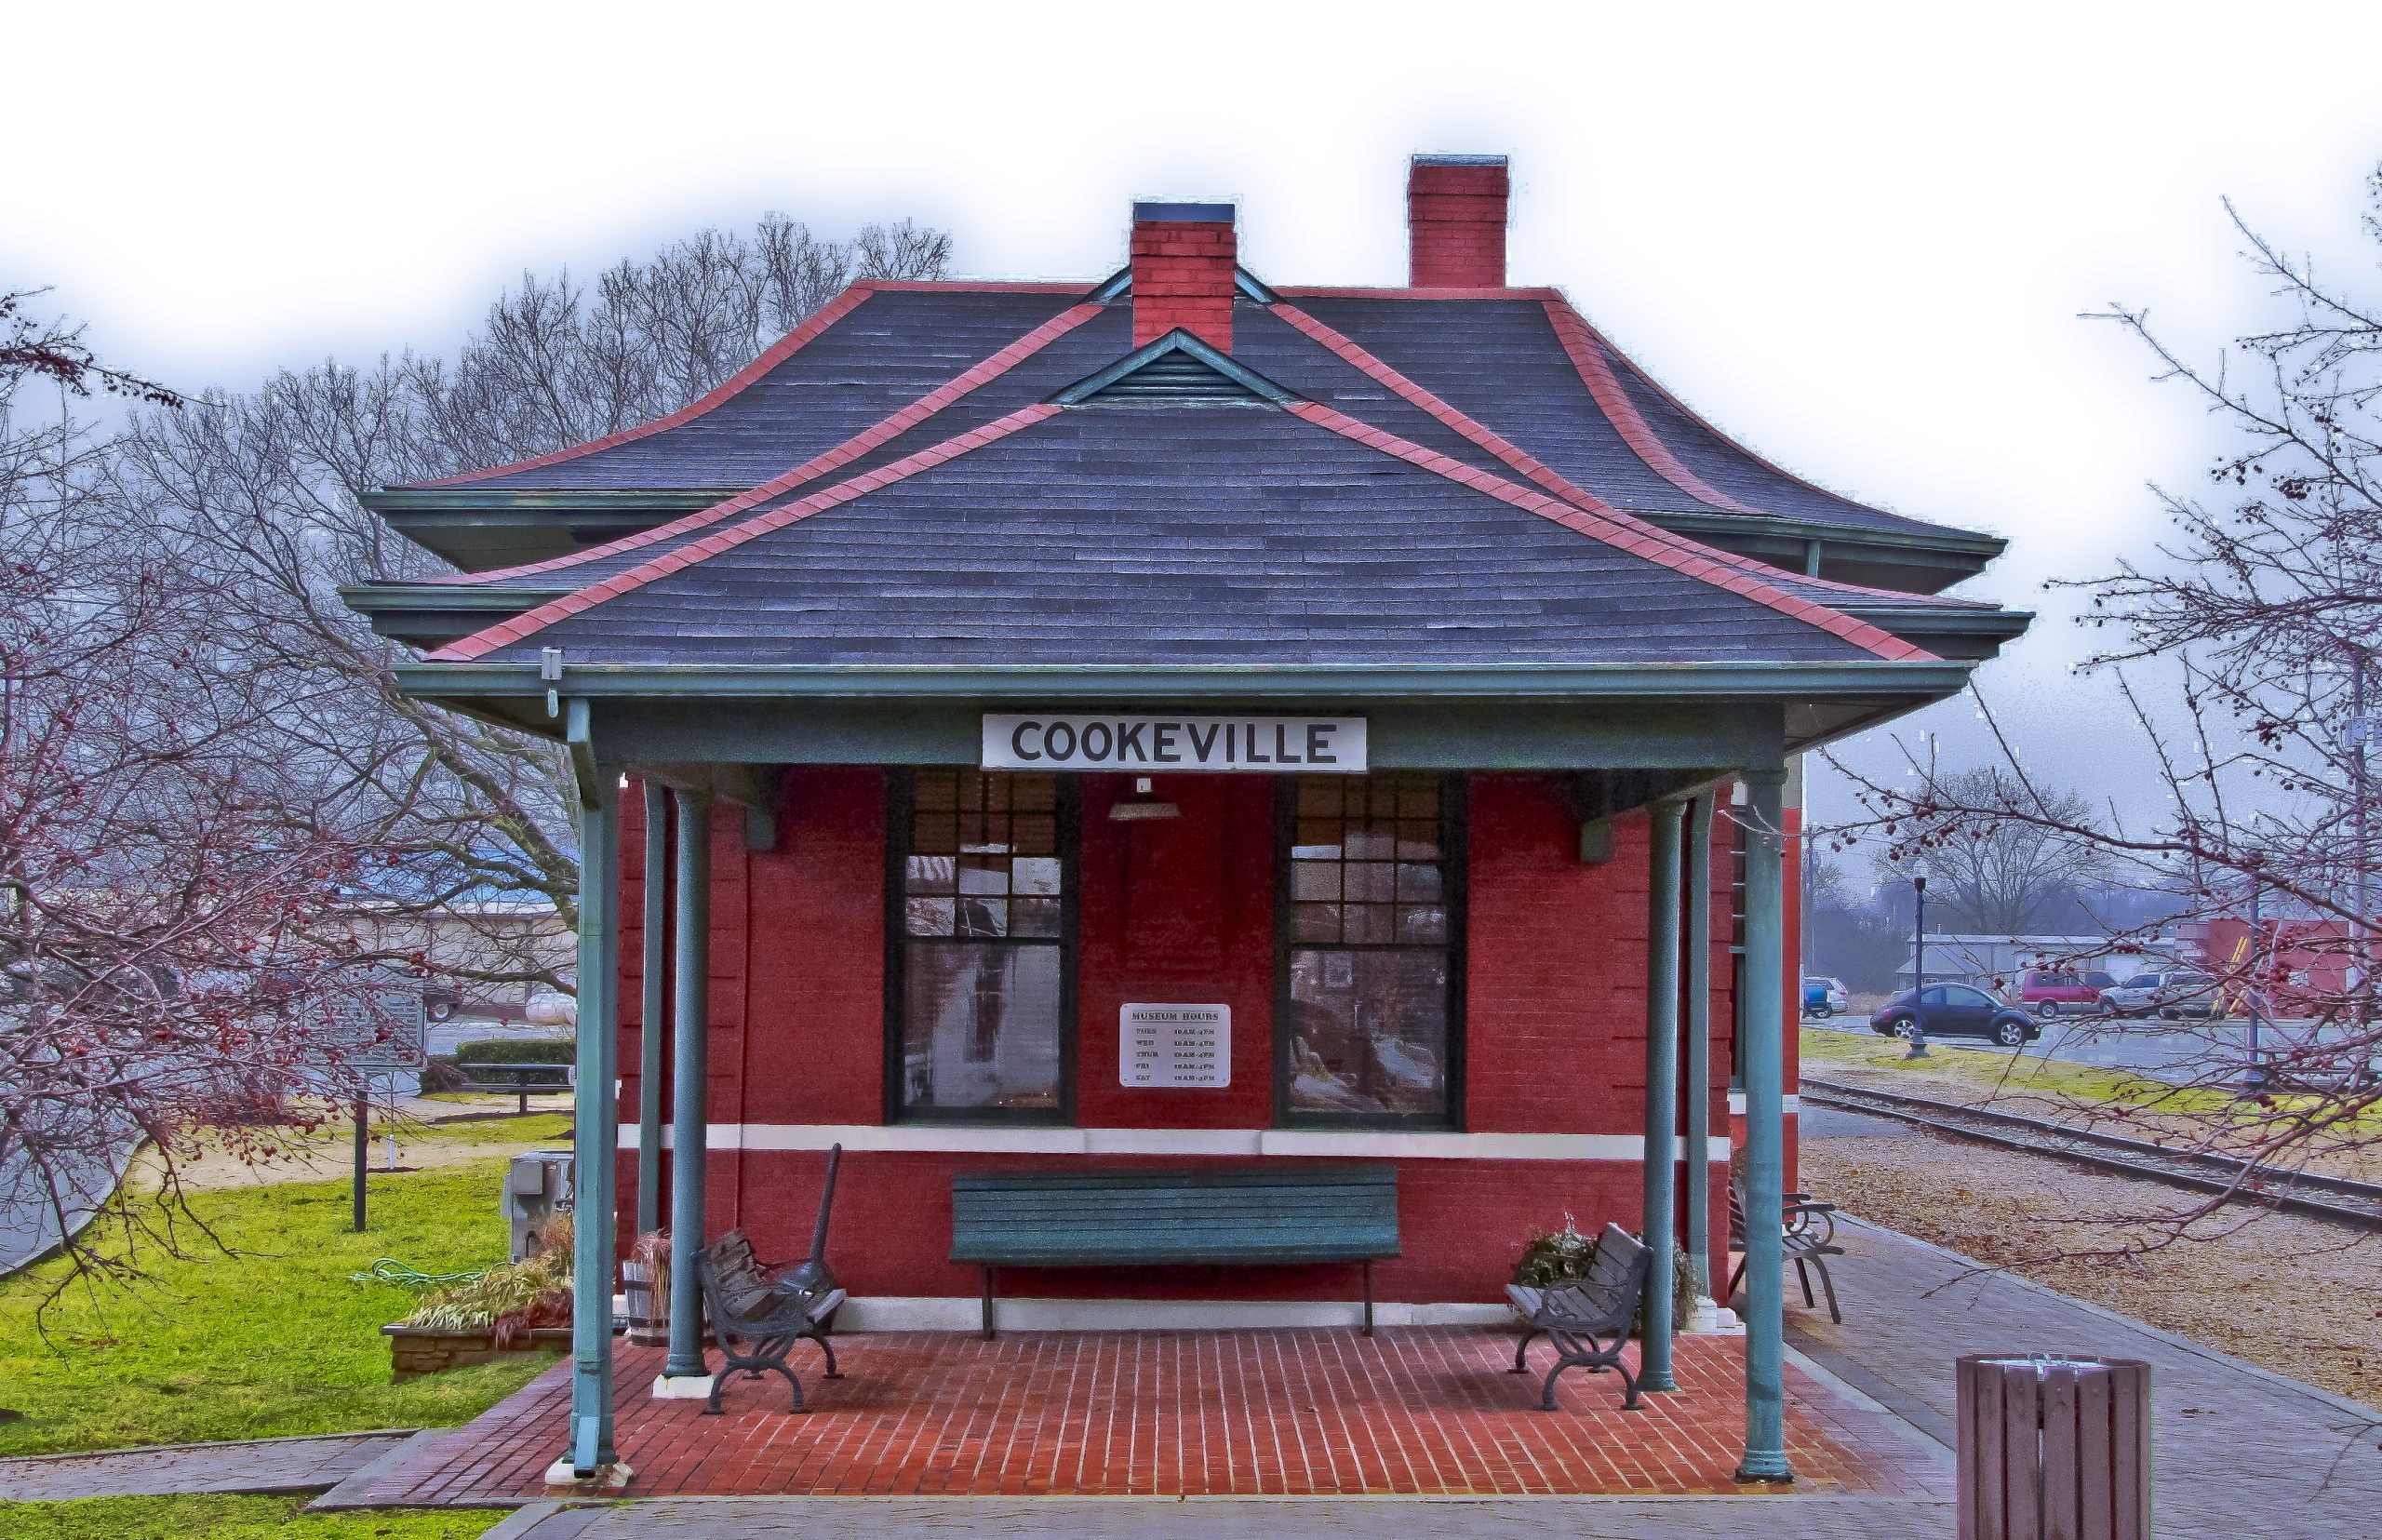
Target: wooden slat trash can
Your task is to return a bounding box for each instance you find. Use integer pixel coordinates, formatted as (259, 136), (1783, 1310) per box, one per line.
(1958, 1354), (2150, 1540)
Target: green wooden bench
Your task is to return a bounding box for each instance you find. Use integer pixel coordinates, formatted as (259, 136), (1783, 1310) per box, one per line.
(949, 1166), (1399, 1339)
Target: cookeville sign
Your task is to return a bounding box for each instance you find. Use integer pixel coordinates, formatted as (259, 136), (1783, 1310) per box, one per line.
(982, 715), (1367, 773)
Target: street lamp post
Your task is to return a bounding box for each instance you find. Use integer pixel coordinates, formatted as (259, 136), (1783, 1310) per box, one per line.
(1907, 864), (1932, 1060)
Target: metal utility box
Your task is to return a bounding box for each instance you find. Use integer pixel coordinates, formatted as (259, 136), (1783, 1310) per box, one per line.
(503, 1149), (575, 1262)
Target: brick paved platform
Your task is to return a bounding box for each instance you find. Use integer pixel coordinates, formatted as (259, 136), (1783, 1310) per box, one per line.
(334, 1328), (1947, 1506)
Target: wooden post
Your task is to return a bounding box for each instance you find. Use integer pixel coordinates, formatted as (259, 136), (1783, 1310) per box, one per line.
(662, 789), (713, 1382)
(567, 759), (621, 1476)
(636, 781), (668, 1239)
(1959, 1354), (2151, 1539)
(1640, 797), (1687, 1390)
(351, 1091), (368, 1232)
(1735, 765), (1793, 1482)
(1682, 792), (1716, 1300)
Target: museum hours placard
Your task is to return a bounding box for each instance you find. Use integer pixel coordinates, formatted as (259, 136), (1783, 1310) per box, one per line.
(1119, 1004), (1230, 1088)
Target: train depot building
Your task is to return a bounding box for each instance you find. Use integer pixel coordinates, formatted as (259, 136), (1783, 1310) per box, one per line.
(352, 155), (2025, 1496)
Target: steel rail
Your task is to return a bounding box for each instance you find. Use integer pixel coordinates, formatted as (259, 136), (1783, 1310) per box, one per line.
(1800, 1075), (2382, 1232)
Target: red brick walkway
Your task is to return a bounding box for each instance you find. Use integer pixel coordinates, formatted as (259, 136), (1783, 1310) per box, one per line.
(347, 1329), (1947, 1505)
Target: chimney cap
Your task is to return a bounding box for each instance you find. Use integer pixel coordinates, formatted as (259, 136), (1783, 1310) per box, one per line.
(1132, 200), (1236, 224)
(1411, 154), (1508, 168)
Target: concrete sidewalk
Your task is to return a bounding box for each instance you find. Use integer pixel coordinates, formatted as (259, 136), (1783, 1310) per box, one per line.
(0, 1429), (421, 1501)
(1787, 1215), (2382, 1538)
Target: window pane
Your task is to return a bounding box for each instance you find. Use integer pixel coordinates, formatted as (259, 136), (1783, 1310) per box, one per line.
(905, 896), (956, 937)
(913, 773), (959, 811)
(912, 814), (957, 854)
(1397, 821), (1439, 861)
(957, 855), (1009, 895)
(1295, 820), (1341, 856)
(1291, 903), (1341, 943)
(1292, 864), (1341, 903)
(1287, 948), (1447, 1117)
(1010, 897), (1062, 938)
(1396, 904), (1447, 944)
(1012, 815), (1056, 856)
(957, 897), (1008, 937)
(1394, 863), (1440, 903)
(1344, 904), (1394, 944)
(1344, 863), (1393, 903)
(900, 943), (1063, 1112)
(905, 854), (955, 894)
(1013, 856), (1062, 896)
(1345, 822), (1395, 860)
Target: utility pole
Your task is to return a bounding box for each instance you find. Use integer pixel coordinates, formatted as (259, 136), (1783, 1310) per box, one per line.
(2353, 651), (2371, 1049)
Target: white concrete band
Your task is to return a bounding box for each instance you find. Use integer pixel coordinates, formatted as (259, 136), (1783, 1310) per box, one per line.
(1727, 1092), (1801, 1116)
(618, 1124), (1735, 1162)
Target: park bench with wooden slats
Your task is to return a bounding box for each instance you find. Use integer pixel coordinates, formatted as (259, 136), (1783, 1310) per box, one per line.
(949, 1166), (1399, 1339)
(1728, 1176), (1845, 1323)
(693, 1229), (845, 1414)
(1505, 1222), (1652, 1411)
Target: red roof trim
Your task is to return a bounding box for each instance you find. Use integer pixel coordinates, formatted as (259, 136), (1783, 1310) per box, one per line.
(1282, 401), (1934, 663)
(1545, 299), (1882, 515)
(415, 286), (878, 489)
(429, 403), (1065, 663)
(426, 303), (1104, 587)
(1536, 300), (1772, 518)
(1270, 302), (1960, 609)
(1272, 286), (1565, 301)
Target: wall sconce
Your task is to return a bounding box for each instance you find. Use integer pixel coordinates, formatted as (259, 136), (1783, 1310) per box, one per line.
(1109, 777), (1180, 822)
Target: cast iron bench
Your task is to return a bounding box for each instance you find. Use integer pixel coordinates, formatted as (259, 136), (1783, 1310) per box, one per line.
(1505, 1222), (1652, 1411)
(1727, 1176), (1845, 1323)
(692, 1229), (846, 1413)
(454, 1056), (573, 1115)
(949, 1166), (1399, 1339)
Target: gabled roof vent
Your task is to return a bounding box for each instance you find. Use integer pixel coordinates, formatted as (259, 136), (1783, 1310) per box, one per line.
(1053, 328), (1301, 408)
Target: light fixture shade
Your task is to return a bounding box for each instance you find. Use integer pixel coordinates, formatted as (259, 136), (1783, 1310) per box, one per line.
(1109, 798), (1180, 822)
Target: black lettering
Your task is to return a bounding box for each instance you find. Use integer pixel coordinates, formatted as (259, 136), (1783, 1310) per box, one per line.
(1082, 722), (1113, 762)
(1187, 721), (1220, 763)
(1116, 720), (1146, 761)
(1153, 723), (1181, 763)
(1274, 722), (1299, 763)
(1306, 722), (1336, 764)
(1246, 722), (1269, 764)
(1045, 722), (1077, 761)
(1011, 721), (1043, 762)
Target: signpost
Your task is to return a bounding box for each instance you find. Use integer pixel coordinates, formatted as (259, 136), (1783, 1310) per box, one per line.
(312, 981), (429, 1232)
(1119, 1004), (1231, 1088)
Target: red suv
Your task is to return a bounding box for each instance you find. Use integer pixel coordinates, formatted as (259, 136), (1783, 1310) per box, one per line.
(2015, 968), (2118, 1019)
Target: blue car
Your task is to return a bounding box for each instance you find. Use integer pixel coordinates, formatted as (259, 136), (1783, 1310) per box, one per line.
(1802, 976), (1850, 1018)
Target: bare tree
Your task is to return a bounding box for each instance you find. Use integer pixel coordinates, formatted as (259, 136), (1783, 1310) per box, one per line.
(1866, 767), (2111, 934)
(109, 215), (953, 1002)
(2, 300), (388, 1290)
(1823, 170), (2382, 1224)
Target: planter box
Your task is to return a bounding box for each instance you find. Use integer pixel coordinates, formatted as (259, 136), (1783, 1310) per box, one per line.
(382, 1323), (572, 1382)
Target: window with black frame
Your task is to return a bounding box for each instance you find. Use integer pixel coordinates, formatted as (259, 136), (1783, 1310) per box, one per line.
(890, 770), (1071, 1120)
(1279, 772), (1462, 1124)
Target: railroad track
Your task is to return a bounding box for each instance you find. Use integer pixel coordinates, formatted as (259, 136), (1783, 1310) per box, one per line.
(1800, 1075), (2382, 1232)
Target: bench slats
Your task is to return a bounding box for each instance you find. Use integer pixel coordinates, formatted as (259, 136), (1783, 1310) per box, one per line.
(950, 1166), (1399, 1265)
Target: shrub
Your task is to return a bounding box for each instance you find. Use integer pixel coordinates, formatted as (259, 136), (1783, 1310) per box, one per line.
(453, 1038), (572, 1065)
(1511, 1214), (1702, 1338)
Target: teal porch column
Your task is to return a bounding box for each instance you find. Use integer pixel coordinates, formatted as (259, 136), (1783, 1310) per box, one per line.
(1682, 792), (1717, 1300)
(635, 781), (667, 1238)
(1639, 797), (1686, 1391)
(1736, 766), (1794, 1482)
(568, 769), (621, 1476)
(662, 789), (713, 1382)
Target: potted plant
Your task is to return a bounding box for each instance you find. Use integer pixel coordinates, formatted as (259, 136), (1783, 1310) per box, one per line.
(382, 1214), (576, 1380)
(1510, 1214), (1699, 1338)
(621, 1230), (670, 1346)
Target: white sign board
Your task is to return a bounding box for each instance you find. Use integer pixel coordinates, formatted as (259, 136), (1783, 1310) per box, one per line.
(984, 715), (1365, 774)
(1120, 1003), (1231, 1088)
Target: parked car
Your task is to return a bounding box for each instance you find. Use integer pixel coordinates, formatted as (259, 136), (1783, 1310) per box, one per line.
(2014, 968), (2119, 1020)
(1801, 976), (1851, 1018)
(524, 987), (578, 1026)
(1870, 984), (2041, 1048)
(2095, 971), (2220, 1020)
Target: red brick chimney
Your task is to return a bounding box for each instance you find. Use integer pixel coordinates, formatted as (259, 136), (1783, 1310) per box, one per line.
(1408, 154), (1509, 288)
(1130, 201), (1237, 351)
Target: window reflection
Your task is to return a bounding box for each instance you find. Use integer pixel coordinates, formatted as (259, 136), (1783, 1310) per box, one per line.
(1283, 773), (1456, 1120)
(895, 770), (1066, 1116)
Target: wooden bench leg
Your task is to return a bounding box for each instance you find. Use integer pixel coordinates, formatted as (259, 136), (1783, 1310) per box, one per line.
(1362, 1259), (1374, 1337)
(981, 1265), (996, 1341)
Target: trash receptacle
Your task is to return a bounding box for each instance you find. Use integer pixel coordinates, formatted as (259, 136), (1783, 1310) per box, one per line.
(1958, 1353), (2149, 1540)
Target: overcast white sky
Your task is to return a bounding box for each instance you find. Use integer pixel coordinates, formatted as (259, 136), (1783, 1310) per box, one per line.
(15, 2), (2382, 850)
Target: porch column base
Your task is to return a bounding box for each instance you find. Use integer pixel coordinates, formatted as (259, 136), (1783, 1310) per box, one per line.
(651, 1373), (717, 1399)
(542, 1458), (634, 1494)
(1685, 1296), (1743, 1335)
(1733, 1453), (1795, 1485)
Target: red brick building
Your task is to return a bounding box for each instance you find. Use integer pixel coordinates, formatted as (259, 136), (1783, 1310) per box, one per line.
(354, 155), (2023, 1483)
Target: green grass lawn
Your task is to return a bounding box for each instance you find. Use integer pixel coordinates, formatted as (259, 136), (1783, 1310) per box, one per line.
(0, 1158), (559, 1457)
(1800, 1025), (2241, 1117)
(0, 1494), (506, 1540)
